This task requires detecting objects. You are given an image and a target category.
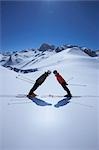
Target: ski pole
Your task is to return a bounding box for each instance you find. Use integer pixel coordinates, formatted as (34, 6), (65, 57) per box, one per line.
(16, 76), (34, 84)
(16, 75), (87, 87)
(17, 75), (74, 84)
(67, 77), (74, 82)
(18, 74), (35, 82)
(69, 83), (87, 87)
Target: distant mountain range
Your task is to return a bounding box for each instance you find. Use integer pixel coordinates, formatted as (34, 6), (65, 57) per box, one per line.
(0, 43), (98, 73)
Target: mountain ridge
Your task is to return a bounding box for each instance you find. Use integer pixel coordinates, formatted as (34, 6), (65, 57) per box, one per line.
(0, 43), (98, 73)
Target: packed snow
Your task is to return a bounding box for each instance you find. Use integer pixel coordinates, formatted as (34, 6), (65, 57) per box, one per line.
(0, 47), (99, 150)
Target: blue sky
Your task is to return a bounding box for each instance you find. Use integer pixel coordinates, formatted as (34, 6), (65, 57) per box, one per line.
(1, 0), (99, 51)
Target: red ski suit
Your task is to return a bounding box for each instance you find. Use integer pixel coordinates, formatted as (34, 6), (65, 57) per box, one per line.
(54, 72), (71, 96)
(55, 73), (67, 85)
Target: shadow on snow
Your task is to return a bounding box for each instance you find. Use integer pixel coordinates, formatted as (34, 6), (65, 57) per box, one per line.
(29, 97), (52, 106)
(54, 97), (71, 108)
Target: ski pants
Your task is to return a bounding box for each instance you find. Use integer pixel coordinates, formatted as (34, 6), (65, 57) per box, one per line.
(28, 82), (40, 95)
(61, 82), (71, 95)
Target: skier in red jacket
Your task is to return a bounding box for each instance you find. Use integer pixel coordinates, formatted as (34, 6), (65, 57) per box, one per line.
(53, 70), (72, 97)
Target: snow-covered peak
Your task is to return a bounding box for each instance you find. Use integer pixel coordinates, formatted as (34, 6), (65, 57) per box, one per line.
(0, 44), (98, 73)
(96, 50), (99, 56)
(0, 53), (3, 60)
(81, 47), (98, 57)
(39, 43), (55, 51)
(65, 47), (88, 56)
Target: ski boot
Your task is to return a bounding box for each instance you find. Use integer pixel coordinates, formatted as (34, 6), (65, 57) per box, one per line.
(27, 92), (37, 98)
(64, 94), (72, 98)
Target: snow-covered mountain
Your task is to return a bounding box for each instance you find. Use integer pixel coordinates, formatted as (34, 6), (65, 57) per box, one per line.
(96, 50), (99, 56)
(0, 43), (98, 73)
(1, 47), (55, 67)
(0, 44), (99, 150)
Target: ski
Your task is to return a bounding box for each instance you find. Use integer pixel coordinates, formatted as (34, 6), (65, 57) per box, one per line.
(8, 101), (32, 105)
(15, 94), (79, 98)
(0, 94), (23, 98)
(0, 94), (99, 99)
(39, 94), (99, 98)
(40, 94), (81, 98)
(8, 95), (94, 108)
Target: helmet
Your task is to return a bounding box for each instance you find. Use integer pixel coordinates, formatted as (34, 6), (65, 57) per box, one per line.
(47, 70), (51, 74)
(53, 70), (57, 74)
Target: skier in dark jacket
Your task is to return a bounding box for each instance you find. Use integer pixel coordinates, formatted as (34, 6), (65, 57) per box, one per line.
(28, 70), (51, 97)
(53, 70), (72, 97)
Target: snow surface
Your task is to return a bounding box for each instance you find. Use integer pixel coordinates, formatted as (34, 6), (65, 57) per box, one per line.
(0, 49), (99, 150)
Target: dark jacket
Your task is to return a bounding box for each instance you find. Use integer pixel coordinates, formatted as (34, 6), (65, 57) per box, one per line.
(36, 72), (49, 85)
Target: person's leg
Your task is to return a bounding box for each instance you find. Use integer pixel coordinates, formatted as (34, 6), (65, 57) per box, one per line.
(61, 83), (72, 96)
(28, 82), (39, 95)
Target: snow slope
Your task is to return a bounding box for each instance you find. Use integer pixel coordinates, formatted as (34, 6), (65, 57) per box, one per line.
(0, 48), (56, 69)
(0, 49), (99, 150)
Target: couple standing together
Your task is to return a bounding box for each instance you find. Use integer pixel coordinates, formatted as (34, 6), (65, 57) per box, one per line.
(28, 70), (72, 98)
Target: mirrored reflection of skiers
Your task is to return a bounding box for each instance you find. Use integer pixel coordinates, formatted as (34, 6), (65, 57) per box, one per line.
(27, 70), (51, 97)
(53, 70), (72, 97)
